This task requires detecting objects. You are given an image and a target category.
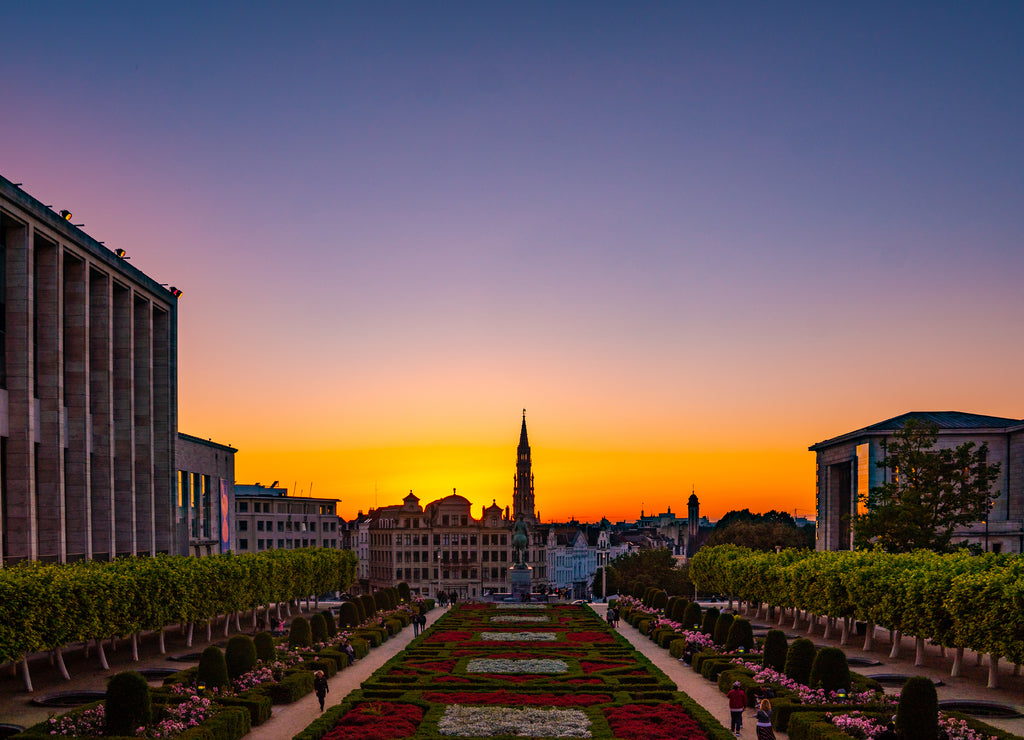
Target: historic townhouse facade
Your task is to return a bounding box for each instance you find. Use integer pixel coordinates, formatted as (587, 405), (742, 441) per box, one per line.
(0, 176), (180, 563)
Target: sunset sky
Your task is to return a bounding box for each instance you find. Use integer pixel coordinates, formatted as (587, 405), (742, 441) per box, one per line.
(2, 3), (1022, 522)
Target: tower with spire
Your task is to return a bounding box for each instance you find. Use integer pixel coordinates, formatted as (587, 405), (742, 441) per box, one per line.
(513, 410), (537, 523)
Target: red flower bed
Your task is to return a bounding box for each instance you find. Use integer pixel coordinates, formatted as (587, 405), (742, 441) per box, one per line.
(435, 676), (470, 683)
(404, 660), (455, 672)
(427, 631), (473, 642)
(580, 661), (631, 673)
(423, 690), (611, 706)
(603, 704), (709, 740)
(451, 649), (585, 658)
(323, 701), (424, 740)
(564, 631), (614, 643)
(568, 678), (605, 685)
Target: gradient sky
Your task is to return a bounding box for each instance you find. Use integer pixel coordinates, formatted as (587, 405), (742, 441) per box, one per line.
(2, 2), (1022, 522)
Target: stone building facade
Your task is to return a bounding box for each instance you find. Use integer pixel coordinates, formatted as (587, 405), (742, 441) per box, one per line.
(810, 411), (1024, 553)
(0, 175), (179, 563)
(176, 433), (236, 556)
(233, 483), (342, 553)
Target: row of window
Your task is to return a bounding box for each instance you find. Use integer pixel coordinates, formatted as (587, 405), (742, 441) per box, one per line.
(237, 538), (340, 551)
(370, 532), (510, 547)
(237, 519), (337, 533)
(236, 500), (335, 515)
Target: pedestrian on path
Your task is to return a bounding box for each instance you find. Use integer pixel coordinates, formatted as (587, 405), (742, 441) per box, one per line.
(755, 698), (775, 740)
(413, 612), (421, 637)
(727, 680), (746, 735)
(313, 670), (329, 712)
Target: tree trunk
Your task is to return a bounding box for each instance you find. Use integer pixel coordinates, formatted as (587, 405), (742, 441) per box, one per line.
(110, 636), (117, 653)
(235, 610), (242, 632)
(206, 619), (212, 643)
(792, 610), (800, 630)
(186, 622), (194, 647)
(158, 628), (166, 655)
(276, 602), (283, 620)
(97, 639), (109, 670)
(823, 616), (833, 640)
(778, 607), (786, 626)
(988, 654), (1000, 689)
(840, 617), (851, 646)
(1014, 663), (1021, 677)
(131, 632), (139, 662)
(915, 636), (925, 667)
(976, 651), (984, 666)
(863, 622), (875, 651)
(951, 647), (964, 677)
(889, 630), (901, 659)
(55, 646), (70, 681)
(21, 656), (33, 693)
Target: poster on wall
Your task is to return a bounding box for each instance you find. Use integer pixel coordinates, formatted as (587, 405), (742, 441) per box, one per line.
(220, 480), (232, 553)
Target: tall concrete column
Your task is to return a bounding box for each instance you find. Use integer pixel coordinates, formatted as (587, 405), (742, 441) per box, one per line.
(152, 305), (174, 554)
(63, 253), (90, 560)
(3, 219), (34, 561)
(112, 283), (135, 556)
(133, 295), (154, 555)
(89, 267), (114, 560)
(34, 234), (64, 562)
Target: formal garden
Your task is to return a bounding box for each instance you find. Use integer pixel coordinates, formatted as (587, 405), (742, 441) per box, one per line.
(611, 544), (1024, 740)
(292, 601), (732, 739)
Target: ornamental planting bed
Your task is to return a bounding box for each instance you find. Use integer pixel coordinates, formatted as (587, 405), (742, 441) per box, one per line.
(296, 602), (733, 739)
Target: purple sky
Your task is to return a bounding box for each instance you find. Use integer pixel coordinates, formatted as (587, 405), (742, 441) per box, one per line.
(2, 2), (1022, 519)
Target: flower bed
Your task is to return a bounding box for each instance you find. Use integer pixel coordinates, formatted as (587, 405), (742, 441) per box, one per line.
(296, 603), (732, 740)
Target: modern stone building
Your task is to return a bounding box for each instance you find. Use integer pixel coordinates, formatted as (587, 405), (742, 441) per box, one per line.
(176, 433), (236, 556)
(810, 411), (1024, 553)
(1, 175), (180, 563)
(233, 483), (342, 553)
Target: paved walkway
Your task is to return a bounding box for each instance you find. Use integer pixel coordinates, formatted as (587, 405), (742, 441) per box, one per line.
(243, 606), (447, 740)
(593, 604), (783, 738)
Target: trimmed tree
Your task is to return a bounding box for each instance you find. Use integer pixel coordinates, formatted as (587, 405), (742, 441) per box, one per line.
(897, 676), (939, 740)
(681, 602), (702, 630)
(701, 607), (720, 636)
(725, 617), (754, 653)
(810, 646), (851, 693)
(289, 616), (312, 648)
(310, 612), (328, 644)
(784, 637), (816, 686)
(713, 613), (735, 645)
(254, 631), (276, 662)
(197, 646), (229, 689)
(225, 634), (258, 680)
(763, 629), (788, 672)
(105, 671), (152, 737)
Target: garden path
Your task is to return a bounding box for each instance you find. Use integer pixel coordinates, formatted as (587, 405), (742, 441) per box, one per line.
(241, 605), (448, 740)
(597, 604), (788, 739)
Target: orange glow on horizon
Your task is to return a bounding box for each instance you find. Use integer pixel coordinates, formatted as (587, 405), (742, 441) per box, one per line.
(232, 443), (814, 523)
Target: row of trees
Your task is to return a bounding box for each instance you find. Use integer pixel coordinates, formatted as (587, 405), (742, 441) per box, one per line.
(0, 548), (356, 690)
(691, 544), (1024, 685)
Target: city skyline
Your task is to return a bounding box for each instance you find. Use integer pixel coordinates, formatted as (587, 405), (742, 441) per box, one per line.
(2, 3), (1022, 522)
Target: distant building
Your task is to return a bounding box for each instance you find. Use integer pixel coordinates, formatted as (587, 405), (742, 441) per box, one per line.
(513, 410), (537, 523)
(0, 175), (180, 563)
(233, 483), (342, 553)
(176, 434), (236, 556)
(365, 490), (514, 598)
(810, 411), (1024, 553)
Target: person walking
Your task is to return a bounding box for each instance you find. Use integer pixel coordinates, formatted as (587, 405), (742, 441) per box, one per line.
(412, 611), (421, 637)
(727, 681), (746, 735)
(755, 698), (775, 740)
(313, 669), (329, 712)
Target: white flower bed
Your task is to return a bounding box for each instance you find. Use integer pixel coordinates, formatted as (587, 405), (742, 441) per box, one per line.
(467, 658), (568, 674)
(496, 603), (548, 609)
(480, 631), (556, 642)
(490, 615), (551, 623)
(439, 705), (592, 737)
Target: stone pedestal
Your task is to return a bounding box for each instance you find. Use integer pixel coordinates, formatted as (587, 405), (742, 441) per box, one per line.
(509, 564), (533, 600)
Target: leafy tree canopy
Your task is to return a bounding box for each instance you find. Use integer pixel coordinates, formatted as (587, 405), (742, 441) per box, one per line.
(706, 509), (813, 550)
(598, 548), (691, 598)
(853, 419), (1001, 553)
